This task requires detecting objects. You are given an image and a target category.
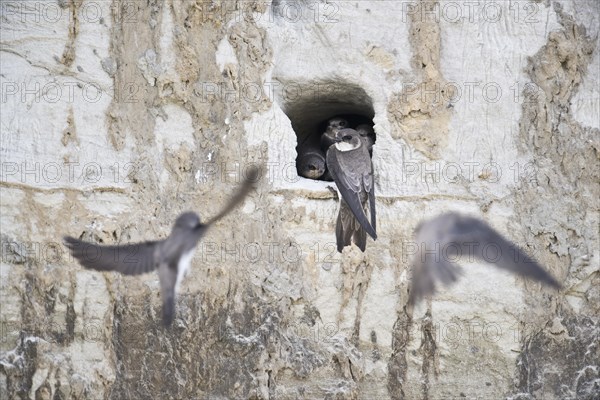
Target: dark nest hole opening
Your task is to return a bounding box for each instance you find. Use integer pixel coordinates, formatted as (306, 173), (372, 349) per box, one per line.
(281, 83), (376, 182)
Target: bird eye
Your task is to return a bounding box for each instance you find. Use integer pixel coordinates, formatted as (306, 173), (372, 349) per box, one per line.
(343, 135), (352, 141)
(340, 121), (346, 126)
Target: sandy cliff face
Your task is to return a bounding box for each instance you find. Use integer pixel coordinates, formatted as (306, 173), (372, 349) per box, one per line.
(1, 0), (598, 399)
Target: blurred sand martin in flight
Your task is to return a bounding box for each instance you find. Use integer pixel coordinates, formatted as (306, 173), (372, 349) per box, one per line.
(326, 128), (376, 252)
(64, 167), (261, 327)
(407, 212), (562, 305)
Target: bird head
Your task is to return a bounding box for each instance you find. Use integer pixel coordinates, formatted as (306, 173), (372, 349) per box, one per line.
(326, 117), (349, 134)
(355, 124), (375, 149)
(355, 124), (375, 139)
(334, 128), (362, 151)
(297, 152), (326, 179)
(174, 212), (202, 230)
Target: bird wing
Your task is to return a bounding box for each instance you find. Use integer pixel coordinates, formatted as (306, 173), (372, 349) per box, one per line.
(366, 173), (376, 234)
(327, 147), (376, 240)
(451, 215), (561, 286)
(205, 166), (261, 226)
(64, 236), (159, 276)
(408, 213), (561, 304)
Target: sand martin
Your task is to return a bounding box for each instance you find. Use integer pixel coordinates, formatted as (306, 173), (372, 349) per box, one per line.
(326, 128), (377, 252)
(321, 117), (349, 152)
(355, 124), (375, 156)
(407, 212), (562, 304)
(64, 167), (261, 326)
(297, 143), (326, 180)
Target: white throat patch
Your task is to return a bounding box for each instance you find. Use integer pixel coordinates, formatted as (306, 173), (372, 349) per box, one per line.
(335, 141), (359, 152)
(175, 249), (195, 292)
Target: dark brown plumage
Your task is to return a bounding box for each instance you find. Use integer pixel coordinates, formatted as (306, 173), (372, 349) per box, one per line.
(326, 129), (376, 252)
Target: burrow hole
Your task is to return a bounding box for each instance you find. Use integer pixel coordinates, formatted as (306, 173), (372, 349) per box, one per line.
(280, 82), (376, 182)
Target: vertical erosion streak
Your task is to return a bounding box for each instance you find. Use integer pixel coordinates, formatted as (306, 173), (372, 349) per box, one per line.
(510, 2), (598, 398)
(61, 0), (83, 67)
(386, 0), (452, 160)
(419, 311), (438, 399)
(387, 307), (412, 399)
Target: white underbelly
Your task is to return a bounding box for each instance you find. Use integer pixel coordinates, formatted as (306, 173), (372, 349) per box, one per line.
(175, 249), (195, 292)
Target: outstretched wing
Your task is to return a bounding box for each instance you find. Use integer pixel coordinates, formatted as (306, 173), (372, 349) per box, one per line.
(64, 236), (159, 276)
(206, 166), (262, 226)
(327, 147), (376, 240)
(408, 213), (561, 304)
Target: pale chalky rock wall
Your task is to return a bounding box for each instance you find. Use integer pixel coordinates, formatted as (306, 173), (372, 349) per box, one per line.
(0, 0), (598, 399)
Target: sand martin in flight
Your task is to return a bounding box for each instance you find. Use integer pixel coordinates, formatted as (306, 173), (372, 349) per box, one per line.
(64, 167), (261, 326)
(407, 212), (562, 304)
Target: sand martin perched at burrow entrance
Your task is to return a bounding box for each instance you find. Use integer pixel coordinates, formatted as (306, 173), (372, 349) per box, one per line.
(407, 212), (562, 305)
(321, 116), (349, 153)
(64, 166), (261, 327)
(326, 128), (377, 252)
